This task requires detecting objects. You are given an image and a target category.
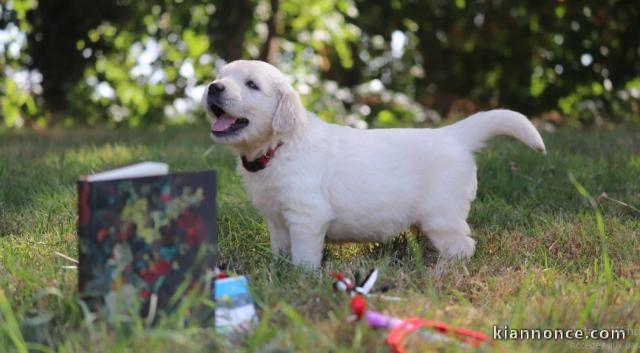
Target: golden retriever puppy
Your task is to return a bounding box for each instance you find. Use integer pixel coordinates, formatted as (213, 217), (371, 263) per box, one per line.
(203, 60), (545, 269)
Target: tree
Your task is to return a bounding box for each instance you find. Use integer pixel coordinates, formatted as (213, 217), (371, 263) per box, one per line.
(25, 0), (128, 124)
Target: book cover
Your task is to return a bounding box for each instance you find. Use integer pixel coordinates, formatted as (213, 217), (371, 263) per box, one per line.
(77, 166), (217, 319)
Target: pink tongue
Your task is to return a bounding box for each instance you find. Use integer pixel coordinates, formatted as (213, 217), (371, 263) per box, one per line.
(212, 114), (237, 132)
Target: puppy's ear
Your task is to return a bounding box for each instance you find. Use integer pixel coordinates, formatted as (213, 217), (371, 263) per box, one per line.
(272, 82), (304, 133)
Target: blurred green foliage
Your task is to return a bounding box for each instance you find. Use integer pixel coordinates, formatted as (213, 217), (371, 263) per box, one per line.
(0, 0), (639, 129)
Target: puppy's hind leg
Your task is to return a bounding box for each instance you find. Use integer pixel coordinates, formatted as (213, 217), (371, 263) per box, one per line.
(419, 195), (476, 275)
(419, 161), (478, 275)
(425, 225), (476, 260)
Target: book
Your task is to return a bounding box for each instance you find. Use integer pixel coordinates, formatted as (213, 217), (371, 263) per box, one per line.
(77, 162), (217, 320)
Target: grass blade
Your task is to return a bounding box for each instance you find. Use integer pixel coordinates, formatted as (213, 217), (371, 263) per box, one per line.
(0, 288), (28, 353)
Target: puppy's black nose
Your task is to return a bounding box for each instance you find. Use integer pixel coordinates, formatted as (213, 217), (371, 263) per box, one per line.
(208, 82), (225, 96)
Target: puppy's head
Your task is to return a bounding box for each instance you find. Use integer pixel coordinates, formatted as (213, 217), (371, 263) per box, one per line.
(203, 60), (304, 147)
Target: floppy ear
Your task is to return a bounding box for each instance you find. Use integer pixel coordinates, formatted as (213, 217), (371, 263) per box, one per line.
(272, 83), (304, 133)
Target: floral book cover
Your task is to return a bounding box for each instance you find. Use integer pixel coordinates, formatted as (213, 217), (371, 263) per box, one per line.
(77, 170), (217, 319)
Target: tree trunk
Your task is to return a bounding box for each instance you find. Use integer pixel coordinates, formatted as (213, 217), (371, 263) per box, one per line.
(42, 85), (67, 126)
(211, 0), (254, 62)
(260, 0), (280, 64)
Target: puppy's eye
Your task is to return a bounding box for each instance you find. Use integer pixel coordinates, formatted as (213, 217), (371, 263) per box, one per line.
(246, 80), (260, 90)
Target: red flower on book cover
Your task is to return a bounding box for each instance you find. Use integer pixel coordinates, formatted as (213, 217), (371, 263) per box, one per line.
(160, 193), (173, 202)
(176, 211), (206, 246)
(154, 260), (171, 274)
(118, 222), (135, 241)
(141, 260), (172, 284)
(140, 269), (156, 284)
(96, 228), (109, 243)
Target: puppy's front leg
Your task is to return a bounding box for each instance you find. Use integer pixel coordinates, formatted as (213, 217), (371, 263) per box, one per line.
(288, 221), (328, 269)
(267, 219), (291, 256)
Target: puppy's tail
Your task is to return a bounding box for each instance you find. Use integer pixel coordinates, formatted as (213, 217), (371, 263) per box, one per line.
(445, 109), (546, 153)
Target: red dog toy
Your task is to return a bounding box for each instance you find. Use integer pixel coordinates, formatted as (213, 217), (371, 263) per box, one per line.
(332, 269), (498, 353)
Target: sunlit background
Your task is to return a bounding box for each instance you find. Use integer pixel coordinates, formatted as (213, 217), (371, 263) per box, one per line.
(0, 0), (638, 129)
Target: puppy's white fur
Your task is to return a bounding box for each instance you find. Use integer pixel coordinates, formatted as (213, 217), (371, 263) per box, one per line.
(204, 60), (546, 268)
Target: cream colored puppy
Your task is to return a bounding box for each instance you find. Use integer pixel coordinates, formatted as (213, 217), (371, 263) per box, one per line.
(203, 60), (545, 269)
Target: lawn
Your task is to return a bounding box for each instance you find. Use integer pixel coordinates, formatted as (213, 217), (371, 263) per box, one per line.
(1, 125), (639, 353)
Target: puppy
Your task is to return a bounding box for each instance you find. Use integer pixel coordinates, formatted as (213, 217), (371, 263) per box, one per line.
(203, 60), (545, 269)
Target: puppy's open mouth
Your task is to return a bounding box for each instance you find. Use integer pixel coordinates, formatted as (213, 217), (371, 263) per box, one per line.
(209, 103), (249, 137)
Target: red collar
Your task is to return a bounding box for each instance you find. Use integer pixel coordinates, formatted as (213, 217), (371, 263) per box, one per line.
(241, 142), (284, 172)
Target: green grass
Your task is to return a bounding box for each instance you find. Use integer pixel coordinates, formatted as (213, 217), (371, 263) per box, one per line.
(1, 125), (639, 353)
